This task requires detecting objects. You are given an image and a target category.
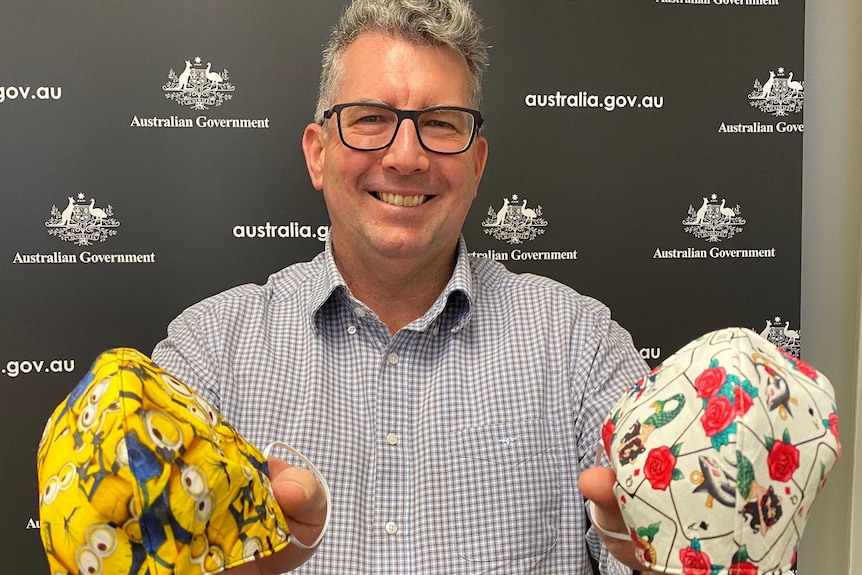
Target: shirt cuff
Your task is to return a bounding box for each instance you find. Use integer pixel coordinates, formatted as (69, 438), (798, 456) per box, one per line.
(604, 554), (636, 575)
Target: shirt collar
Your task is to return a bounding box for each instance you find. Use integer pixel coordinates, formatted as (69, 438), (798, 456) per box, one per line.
(309, 236), (474, 334)
(417, 235), (473, 333)
(306, 237), (348, 333)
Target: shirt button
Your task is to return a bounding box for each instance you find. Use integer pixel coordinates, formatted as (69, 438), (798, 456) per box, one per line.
(431, 325), (440, 336)
(347, 325), (357, 335)
(354, 307), (366, 318)
(387, 352), (399, 365)
(386, 432), (399, 445)
(385, 521), (398, 535)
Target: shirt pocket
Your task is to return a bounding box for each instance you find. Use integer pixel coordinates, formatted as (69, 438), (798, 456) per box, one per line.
(448, 418), (560, 563)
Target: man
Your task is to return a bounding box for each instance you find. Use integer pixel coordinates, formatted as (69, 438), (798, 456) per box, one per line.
(153, 0), (653, 573)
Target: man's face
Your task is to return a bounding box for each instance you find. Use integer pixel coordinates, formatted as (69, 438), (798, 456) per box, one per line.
(303, 31), (488, 267)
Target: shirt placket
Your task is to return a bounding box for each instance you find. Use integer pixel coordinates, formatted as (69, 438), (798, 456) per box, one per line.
(373, 329), (415, 573)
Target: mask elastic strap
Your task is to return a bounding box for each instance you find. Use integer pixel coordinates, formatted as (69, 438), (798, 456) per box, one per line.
(263, 441), (332, 551)
(585, 499), (631, 541)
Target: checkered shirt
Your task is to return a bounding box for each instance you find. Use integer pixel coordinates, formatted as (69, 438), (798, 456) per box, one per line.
(152, 237), (648, 574)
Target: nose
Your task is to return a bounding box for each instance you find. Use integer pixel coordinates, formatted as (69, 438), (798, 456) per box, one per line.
(381, 118), (430, 174)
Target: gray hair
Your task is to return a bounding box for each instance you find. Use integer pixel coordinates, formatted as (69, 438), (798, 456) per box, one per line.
(314, 0), (488, 123)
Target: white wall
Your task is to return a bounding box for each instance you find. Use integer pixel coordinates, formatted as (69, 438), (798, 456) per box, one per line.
(797, 1), (862, 573)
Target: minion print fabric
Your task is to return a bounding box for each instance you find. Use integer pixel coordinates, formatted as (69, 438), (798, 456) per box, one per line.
(37, 348), (290, 575)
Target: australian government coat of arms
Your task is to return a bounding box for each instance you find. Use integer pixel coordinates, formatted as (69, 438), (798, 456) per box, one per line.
(682, 194), (745, 242)
(45, 194), (119, 246)
(748, 67), (804, 117)
(759, 316), (802, 358)
(482, 195), (548, 245)
(163, 56), (235, 111)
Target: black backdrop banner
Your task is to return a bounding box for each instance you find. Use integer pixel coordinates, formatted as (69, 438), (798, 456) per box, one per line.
(0, 1), (804, 572)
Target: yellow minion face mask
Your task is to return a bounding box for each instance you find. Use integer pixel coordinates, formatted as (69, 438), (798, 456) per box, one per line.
(37, 348), (329, 575)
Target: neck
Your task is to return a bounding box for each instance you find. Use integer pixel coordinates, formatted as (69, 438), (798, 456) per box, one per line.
(332, 240), (458, 335)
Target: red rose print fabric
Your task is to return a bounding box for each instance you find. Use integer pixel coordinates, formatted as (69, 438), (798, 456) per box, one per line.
(602, 328), (840, 575)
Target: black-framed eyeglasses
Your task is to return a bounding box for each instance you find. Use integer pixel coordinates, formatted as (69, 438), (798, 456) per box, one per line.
(323, 102), (483, 155)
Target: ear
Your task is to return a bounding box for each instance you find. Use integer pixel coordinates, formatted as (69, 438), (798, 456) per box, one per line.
(470, 135), (489, 198)
(302, 123), (326, 191)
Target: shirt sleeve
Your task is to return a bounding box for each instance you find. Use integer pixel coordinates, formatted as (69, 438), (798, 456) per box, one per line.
(151, 298), (225, 411)
(571, 306), (649, 575)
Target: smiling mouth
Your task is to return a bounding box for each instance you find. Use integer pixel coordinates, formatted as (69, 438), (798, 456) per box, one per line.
(373, 192), (429, 207)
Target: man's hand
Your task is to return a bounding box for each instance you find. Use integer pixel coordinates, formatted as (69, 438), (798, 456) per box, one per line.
(229, 456), (329, 574)
(580, 466), (660, 575)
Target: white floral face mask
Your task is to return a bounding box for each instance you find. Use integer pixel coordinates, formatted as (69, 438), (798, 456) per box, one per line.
(602, 328), (839, 575)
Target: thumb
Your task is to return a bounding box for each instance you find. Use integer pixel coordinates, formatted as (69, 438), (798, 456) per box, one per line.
(580, 466), (627, 536)
(580, 466), (617, 507)
(268, 456), (327, 523)
(582, 467), (657, 573)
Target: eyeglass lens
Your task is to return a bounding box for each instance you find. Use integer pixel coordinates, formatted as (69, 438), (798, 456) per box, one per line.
(336, 105), (475, 154)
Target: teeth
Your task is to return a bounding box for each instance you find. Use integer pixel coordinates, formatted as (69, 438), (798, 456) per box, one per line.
(376, 192), (427, 207)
